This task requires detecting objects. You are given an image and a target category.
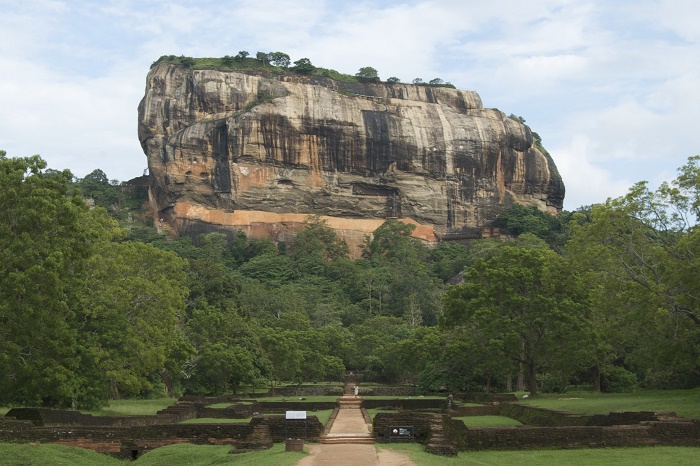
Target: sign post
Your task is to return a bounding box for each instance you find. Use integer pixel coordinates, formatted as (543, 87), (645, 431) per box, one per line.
(388, 425), (414, 441)
(285, 410), (308, 441)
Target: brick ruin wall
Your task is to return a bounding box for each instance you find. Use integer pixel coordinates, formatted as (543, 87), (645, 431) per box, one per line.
(1, 407), (323, 460)
(3, 398), (700, 456)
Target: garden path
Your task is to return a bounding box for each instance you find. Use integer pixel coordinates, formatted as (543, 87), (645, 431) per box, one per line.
(294, 378), (415, 466)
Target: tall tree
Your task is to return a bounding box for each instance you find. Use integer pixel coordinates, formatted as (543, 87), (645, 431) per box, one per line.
(81, 241), (189, 399)
(356, 66), (380, 82)
(0, 152), (99, 407)
(566, 158), (700, 384)
(442, 236), (589, 395)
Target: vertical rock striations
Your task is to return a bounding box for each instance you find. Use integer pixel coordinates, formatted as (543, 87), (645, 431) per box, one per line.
(138, 63), (564, 251)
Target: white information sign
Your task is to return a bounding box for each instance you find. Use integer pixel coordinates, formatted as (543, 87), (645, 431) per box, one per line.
(286, 410), (307, 419)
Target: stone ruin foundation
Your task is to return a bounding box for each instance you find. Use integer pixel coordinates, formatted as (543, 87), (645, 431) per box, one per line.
(1, 392), (699, 459)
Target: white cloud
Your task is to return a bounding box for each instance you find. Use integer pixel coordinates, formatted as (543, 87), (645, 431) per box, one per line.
(552, 135), (632, 210)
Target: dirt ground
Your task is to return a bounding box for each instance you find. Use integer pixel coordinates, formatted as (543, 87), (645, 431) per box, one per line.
(294, 444), (416, 466)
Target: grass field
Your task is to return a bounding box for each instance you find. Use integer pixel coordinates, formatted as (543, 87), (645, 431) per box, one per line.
(0, 442), (305, 465)
(3, 442), (699, 465)
(365, 408), (399, 420)
(81, 398), (177, 416)
(380, 443), (700, 465)
(518, 387), (700, 419)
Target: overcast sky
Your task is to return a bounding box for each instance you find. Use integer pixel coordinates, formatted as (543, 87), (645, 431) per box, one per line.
(2, 0), (699, 210)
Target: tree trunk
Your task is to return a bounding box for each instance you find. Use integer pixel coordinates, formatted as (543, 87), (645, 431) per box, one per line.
(485, 375), (491, 393)
(517, 362), (525, 391)
(110, 380), (120, 400)
(161, 368), (175, 397)
(506, 376), (513, 392)
(593, 366), (602, 392)
(517, 339), (526, 391)
(527, 361), (538, 396)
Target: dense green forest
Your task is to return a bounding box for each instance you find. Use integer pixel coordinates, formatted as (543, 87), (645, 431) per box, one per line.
(2, 149), (699, 409)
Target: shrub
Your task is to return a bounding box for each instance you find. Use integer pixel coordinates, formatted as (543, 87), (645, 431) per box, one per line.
(601, 366), (638, 393)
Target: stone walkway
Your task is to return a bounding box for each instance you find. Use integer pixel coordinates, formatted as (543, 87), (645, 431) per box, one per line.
(294, 378), (415, 466)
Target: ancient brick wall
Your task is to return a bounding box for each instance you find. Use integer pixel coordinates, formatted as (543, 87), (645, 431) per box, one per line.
(373, 412), (436, 443)
(250, 415), (323, 441)
(446, 422), (700, 451)
(498, 403), (669, 427)
(362, 399), (446, 411)
(451, 405), (500, 416)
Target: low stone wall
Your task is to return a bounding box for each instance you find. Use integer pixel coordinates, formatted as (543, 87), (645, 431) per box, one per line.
(251, 415), (323, 442)
(5, 408), (163, 427)
(451, 405), (500, 416)
(498, 404), (672, 427)
(459, 392), (518, 403)
(197, 402), (336, 419)
(363, 398), (446, 411)
(360, 386), (416, 397)
(0, 414), (321, 459)
(373, 412), (436, 443)
(6, 404), (199, 427)
(444, 420), (700, 451)
(266, 386), (344, 397)
(374, 411), (700, 451)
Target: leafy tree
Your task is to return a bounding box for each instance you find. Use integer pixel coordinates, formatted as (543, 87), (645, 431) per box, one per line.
(292, 216), (349, 262)
(82, 240), (189, 399)
(442, 237), (589, 395)
(293, 58), (315, 74)
(412, 78), (424, 84)
(386, 77), (401, 84)
(179, 55), (195, 67)
(429, 78), (444, 85)
(75, 169), (121, 210)
(259, 328), (303, 393)
(0, 152), (103, 407)
(362, 219), (421, 262)
(238, 253), (298, 286)
(255, 51), (269, 65)
(494, 204), (564, 245)
(356, 66), (380, 82)
(190, 343), (255, 394)
(429, 241), (470, 282)
(565, 160), (700, 385)
(235, 51), (249, 60)
(268, 51), (291, 68)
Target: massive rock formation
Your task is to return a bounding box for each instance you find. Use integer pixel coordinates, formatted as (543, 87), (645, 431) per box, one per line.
(138, 63), (564, 252)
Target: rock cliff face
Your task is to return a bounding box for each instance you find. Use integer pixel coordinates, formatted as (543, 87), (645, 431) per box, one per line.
(138, 64), (564, 252)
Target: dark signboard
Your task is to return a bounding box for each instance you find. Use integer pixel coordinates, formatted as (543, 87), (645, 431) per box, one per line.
(388, 426), (414, 439)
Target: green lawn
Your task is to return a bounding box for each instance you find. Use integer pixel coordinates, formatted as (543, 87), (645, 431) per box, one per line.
(380, 444), (700, 465)
(81, 398), (177, 416)
(0, 442), (306, 465)
(253, 395), (340, 403)
(452, 415), (522, 427)
(517, 388), (700, 419)
(365, 408), (399, 420)
(0, 443), (123, 465)
(180, 417), (253, 424)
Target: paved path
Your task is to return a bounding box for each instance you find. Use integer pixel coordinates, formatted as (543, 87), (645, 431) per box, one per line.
(295, 444), (416, 466)
(294, 379), (416, 466)
(329, 403), (370, 434)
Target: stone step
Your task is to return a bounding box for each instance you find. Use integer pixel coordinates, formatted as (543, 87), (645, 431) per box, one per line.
(320, 434), (375, 445)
